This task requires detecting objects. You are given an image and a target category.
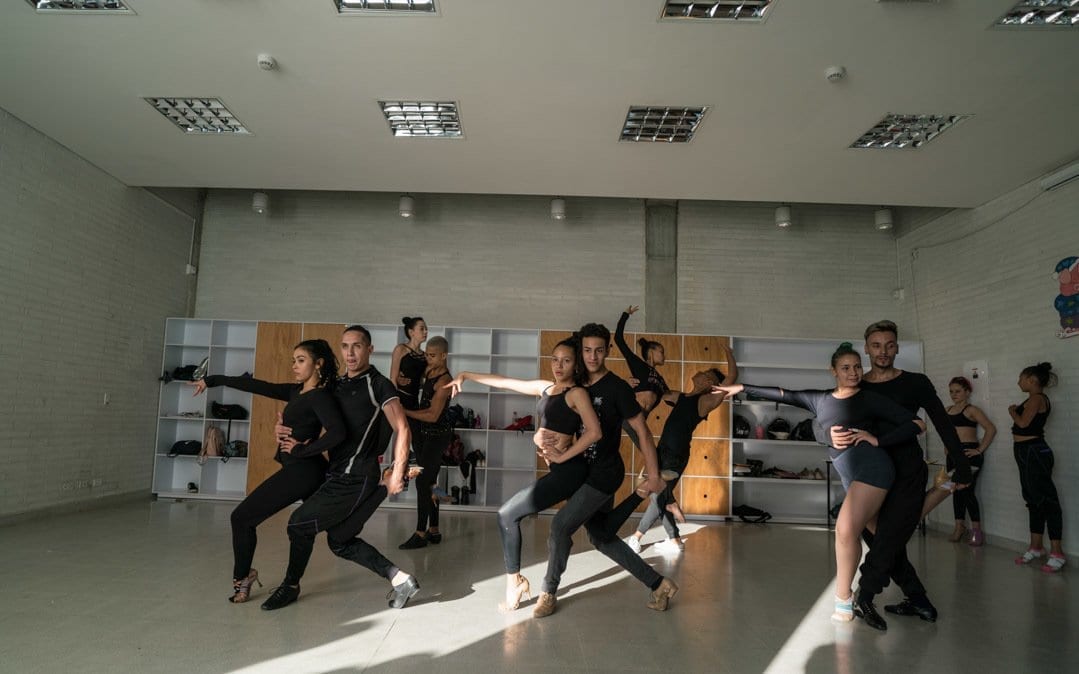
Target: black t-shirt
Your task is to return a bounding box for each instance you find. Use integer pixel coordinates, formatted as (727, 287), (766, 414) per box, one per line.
(583, 371), (642, 493)
(332, 365), (400, 475)
(860, 371), (972, 482)
(658, 393), (707, 456)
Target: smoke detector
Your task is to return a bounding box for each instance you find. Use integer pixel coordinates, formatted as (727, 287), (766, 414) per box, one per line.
(825, 66), (847, 83)
(257, 54), (277, 71)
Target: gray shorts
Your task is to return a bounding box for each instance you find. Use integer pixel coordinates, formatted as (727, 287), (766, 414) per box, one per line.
(830, 443), (895, 490)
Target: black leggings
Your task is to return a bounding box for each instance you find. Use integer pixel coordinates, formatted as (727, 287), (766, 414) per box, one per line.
(414, 429), (450, 532)
(589, 441), (689, 541)
(1014, 439), (1063, 540)
(949, 443), (984, 521)
(284, 469), (396, 585)
(858, 447), (927, 599)
(229, 457), (327, 580)
(497, 460), (588, 574)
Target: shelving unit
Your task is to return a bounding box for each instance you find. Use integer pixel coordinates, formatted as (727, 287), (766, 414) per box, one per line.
(152, 318), (256, 501)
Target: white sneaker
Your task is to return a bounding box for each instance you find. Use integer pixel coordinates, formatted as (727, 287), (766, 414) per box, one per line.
(625, 535), (642, 554)
(653, 538), (685, 554)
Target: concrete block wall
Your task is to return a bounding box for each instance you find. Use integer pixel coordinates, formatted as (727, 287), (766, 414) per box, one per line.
(896, 178), (1079, 554)
(0, 108), (193, 520)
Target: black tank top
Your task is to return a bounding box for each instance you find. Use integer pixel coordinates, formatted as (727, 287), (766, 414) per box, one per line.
(419, 370), (452, 431)
(949, 405), (977, 428)
(397, 347), (427, 410)
(1012, 395), (1051, 436)
(536, 386), (582, 435)
(657, 393), (707, 454)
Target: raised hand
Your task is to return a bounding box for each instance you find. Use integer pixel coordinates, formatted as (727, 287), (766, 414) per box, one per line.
(187, 380), (207, 396)
(626, 305), (640, 315)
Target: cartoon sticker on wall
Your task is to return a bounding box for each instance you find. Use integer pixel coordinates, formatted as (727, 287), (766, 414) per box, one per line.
(1054, 256), (1079, 339)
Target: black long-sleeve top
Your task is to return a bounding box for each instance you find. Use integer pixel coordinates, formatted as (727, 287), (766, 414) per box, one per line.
(741, 385), (923, 459)
(615, 312), (669, 396)
(203, 375), (346, 463)
(860, 372), (973, 483)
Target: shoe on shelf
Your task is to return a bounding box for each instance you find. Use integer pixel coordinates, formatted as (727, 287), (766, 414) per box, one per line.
(1015, 548), (1046, 565)
(832, 594), (854, 623)
(853, 596), (887, 631)
(228, 569), (263, 604)
(191, 356), (209, 381)
(260, 584), (300, 611)
(1041, 554), (1067, 574)
(499, 575), (532, 613)
(812, 468), (825, 480)
(625, 535), (642, 554)
(399, 533), (428, 550)
(187, 482), (199, 493)
(653, 538), (685, 554)
(884, 595), (937, 623)
(387, 575), (420, 609)
(948, 523), (968, 543)
(533, 592), (557, 618)
(968, 528), (985, 547)
(426, 530), (442, 545)
(646, 577), (679, 611)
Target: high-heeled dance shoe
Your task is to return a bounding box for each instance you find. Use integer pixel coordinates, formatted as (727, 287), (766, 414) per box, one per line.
(425, 530), (442, 544)
(228, 569), (263, 604)
(948, 523), (968, 543)
(499, 574), (532, 613)
(532, 592), (557, 618)
(968, 528), (985, 547)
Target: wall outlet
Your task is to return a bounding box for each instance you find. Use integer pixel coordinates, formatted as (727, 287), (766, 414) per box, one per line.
(102, 392), (110, 406)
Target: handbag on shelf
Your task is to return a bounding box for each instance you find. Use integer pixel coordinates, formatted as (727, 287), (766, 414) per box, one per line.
(211, 402), (249, 420)
(199, 426), (225, 465)
(168, 440), (201, 457)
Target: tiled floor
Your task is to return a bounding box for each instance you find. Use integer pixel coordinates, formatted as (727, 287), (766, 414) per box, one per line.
(1, 499), (1074, 673)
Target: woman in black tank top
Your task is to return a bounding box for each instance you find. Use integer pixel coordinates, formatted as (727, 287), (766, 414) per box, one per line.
(390, 316), (428, 411)
(935, 376), (996, 546)
(444, 337), (602, 612)
(1009, 362), (1065, 572)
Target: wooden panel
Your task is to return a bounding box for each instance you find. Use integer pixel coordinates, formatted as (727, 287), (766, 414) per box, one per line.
(301, 323), (347, 375)
(645, 396), (673, 437)
(606, 358), (631, 380)
(540, 330), (574, 357)
(685, 439), (730, 477)
(695, 400), (731, 439)
(683, 335), (730, 362)
(634, 332), (682, 361)
(681, 477), (730, 516)
(619, 435), (635, 477)
(248, 322), (302, 493)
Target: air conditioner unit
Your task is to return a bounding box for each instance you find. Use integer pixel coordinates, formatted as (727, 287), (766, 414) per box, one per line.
(1040, 161), (1079, 192)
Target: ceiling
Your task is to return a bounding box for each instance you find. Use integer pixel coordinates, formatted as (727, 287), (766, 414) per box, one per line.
(2, 1), (1078, 208)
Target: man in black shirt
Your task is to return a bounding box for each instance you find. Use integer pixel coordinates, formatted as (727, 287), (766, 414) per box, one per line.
(831, 320), (972, 630)
(262, 325), (420, 611)
(532, 323), (675, 618)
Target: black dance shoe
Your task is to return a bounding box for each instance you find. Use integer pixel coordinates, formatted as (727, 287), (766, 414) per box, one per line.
(399, 533), (428, 550)
(853, 596), (888, 631)
(260, 584), (300, 611)
(885, 595), (938, 623)
(387, 575), (420, 609)
(426, 530), (442, 544)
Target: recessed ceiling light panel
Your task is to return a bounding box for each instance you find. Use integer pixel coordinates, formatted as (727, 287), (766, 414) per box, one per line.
(27, 0), (132, 11)
(660, 1), (774, 22)
(850, 113), (969, 149)
(620, 106), (708, 143)
(379, 101), (462, 138)
(996, 1), (1079, 27)
(144, 98), (250, 135)
(335, 0), (436, 14)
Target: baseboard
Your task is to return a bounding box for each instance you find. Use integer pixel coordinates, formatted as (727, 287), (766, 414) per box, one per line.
(0, 491), (149, 528)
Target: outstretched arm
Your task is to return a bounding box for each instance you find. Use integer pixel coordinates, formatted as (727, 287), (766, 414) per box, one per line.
(615, 307), (655, 382)
(719, 343), (738, 385)
(444, 371), (551, 397)
(189, 374), (294, 402)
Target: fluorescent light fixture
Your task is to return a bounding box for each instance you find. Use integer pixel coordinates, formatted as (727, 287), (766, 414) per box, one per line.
(335, 1), (436, 14)
(775, 206), (792, 228)
(850, 113), (969, 149)
(996, 1), (1079, 27)
(660, 1), (774, 21)
(551, 198), (566, 220)
(874, 208), (893, 231)
(399, 195), (415, 218)
(27, 0), (131, 11)
(379, 101), (462, 138)
(145, 98), (250, 135)
(620, 106), (708, 143)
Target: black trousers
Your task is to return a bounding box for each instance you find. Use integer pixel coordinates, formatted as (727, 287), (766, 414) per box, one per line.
(592, 440), (689, 541)
(284, 468), (396, 585)
(1014, 440), (1063, 540)
(858, 445), (927, 599)
(230, 457), (327, 580)
(949, 445), (984, 521)
(413, 428), (450, 531)
(497, 461), (588, 574)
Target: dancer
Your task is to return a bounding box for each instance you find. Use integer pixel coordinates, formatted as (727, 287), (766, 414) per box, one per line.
(936, 377), (996, 546)
(390, 316), (428, 440)
(615, 306), (670, 414)
(261, 325), (421, 610)
(831, 320), (972, 630)
(712, 342), (926, 626)
(623, 363), (734, 555)
(1010, 362), (1066, 573)
(400, 336), (453, 548)
(189, 339), (345, 605)
(444, 336), (602, 611)
(533, 323), (674, 618)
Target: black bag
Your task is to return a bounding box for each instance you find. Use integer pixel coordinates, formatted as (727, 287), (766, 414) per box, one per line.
(733, 504), (773, 523)
(792, 419), (816, 442)
(222, 440), (248, 462)
(446, 404), (468, 429)
(211, 402), (249, 420)
(171, 365), (198, 381)
(168, 440), (201, 457)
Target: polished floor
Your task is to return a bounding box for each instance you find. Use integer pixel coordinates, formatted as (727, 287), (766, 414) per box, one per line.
(1, 499), (1074, 674)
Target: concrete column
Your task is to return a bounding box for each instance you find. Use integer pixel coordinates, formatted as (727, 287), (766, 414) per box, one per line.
(644, 201), (677, 333)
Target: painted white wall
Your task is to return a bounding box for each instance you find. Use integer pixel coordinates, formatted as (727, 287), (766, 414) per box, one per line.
(0, 108), (194, 519)
(897, 178), (1079, 555)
